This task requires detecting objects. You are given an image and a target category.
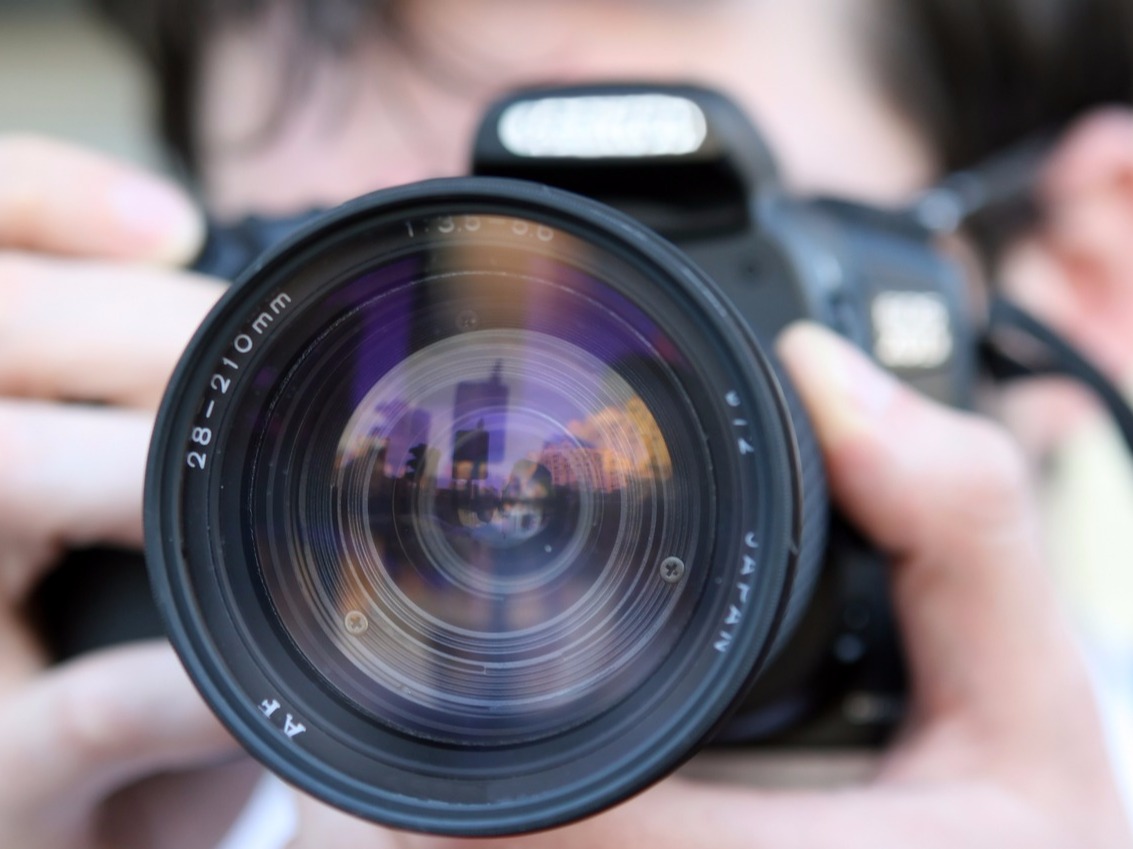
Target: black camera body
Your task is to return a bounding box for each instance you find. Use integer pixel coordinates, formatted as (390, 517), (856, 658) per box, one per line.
(465, 85), (976, 748)
(39, 85), (978, 835)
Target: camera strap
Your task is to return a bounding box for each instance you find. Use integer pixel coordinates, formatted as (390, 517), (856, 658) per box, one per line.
(911, 132), (1133, 456)
(981, 295), (1133, 455)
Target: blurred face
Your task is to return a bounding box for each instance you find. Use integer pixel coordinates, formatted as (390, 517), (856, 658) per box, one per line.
(199, 0), (935, 218)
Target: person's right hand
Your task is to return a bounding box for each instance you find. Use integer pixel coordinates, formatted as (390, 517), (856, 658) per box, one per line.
(0, 136), (242, 849)
(284, 324), (1133, 849)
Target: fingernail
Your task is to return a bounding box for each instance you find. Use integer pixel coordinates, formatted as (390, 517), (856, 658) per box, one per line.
(108, 176), (204, 264)
(776, 322), (899, 443)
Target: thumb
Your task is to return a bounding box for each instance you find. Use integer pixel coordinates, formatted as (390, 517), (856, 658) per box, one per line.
(776, 323), (1088, 742)
(0, 135), (203, 264)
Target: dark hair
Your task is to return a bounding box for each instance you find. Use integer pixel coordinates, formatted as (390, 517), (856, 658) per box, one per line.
(95, 0), (397, 172)
(98, 0), (1133, 177)
(876, 0), (1133, 172)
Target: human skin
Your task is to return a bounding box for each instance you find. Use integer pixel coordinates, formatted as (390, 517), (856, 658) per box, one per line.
(0, 0), (1130, 846)
(199, 0), (933, 217)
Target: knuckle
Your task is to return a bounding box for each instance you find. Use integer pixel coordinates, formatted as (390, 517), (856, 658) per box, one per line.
(0, 252), (40, 295)
(0, 134), (76, 181)
(0, 133), (52, 165)
(0, 136), (72, 244)
(49, 666), (131, 763)
(0, 137), (43, 197)
(945, 416), (1033, 523)
(0, 409), (65, 576)
(0, 406), (29, 487)
(968, 418), (1030, 493)
(0, 254), (43, 376)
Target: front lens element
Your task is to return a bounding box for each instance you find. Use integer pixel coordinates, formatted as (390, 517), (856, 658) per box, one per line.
(241, 214), (709, 744)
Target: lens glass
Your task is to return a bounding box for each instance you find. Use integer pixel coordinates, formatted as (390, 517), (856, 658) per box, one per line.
(243, 212), (712, 745)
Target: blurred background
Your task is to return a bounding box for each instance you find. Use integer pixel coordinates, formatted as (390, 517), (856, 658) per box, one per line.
(0, 0), (162, 169)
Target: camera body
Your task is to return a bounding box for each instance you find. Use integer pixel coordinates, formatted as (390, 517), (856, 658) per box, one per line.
(40, 84), (980, 834)
(470, 85), (978, 747)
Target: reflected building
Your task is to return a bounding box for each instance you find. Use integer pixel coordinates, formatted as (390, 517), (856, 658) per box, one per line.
(564, 398), (672, 484)
(539, 437), (617, 492)
(452, 423), (491, 482)
(452, 362), (509, 471)
(623, 396), (672, 478)
(376, 403), (433, 478)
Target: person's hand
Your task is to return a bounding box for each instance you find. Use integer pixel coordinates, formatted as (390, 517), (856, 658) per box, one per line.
(0, 136), (243, 849)
(284, 324), (1133, 849)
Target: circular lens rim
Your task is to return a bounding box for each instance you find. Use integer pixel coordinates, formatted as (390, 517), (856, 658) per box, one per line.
(145, 177), (807, 835)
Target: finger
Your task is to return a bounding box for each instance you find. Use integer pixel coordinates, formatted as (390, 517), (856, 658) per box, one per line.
(0, 253), (224, 408)
(0, 401), (150, 590)
(0, 135), (203, 264)
(100, 758), (266, 849)
(0, 642), (237, 819)
(0, 615), (46, 691)
(775, 324), (1097, 757)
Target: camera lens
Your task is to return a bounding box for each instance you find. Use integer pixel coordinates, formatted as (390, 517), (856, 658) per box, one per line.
(147, 178), (824, 835)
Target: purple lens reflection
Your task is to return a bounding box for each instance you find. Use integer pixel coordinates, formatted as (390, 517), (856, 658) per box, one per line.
(251, 213), (711, 744)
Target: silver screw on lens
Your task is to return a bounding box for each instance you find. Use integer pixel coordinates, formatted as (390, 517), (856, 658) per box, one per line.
(455, 309), (480, 331)
(659, 556), (685, 584)
(344, 611), (369, 635)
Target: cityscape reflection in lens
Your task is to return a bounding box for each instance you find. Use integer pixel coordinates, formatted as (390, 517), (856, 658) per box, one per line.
(337, 329), (670, 607)
(250, 215), (710, 745)
(323, 329), (682, 741)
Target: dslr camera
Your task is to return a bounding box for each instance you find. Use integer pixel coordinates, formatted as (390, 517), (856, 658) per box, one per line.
(63, 85), (989, 835)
